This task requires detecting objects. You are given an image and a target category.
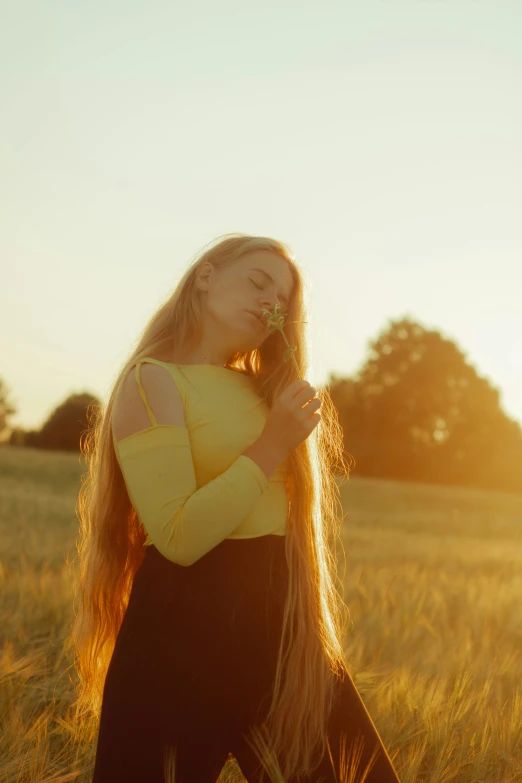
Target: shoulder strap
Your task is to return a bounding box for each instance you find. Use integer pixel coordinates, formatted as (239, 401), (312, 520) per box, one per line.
(134, 360), (158, 426)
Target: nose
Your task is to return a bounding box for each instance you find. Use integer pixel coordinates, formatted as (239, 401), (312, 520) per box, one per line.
(258, 296), (278, 311)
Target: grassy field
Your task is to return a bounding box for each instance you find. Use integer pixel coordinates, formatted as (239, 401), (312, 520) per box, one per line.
(1, 445), (521, 782)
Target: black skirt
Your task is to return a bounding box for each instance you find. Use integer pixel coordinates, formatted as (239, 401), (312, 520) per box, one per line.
(92, 534), (291, 782)
(92, 534), (402, 783)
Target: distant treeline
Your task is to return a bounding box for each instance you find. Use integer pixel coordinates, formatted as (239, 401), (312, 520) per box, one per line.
(2, 316), (521, 495)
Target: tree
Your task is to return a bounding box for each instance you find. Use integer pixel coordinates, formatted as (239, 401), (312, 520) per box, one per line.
(329, 316), (522, 493)
(37, 392), (102, 452)
(0, 376), (17, 443)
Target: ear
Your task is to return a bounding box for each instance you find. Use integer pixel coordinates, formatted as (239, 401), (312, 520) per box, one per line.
(196, 262), (213, 291)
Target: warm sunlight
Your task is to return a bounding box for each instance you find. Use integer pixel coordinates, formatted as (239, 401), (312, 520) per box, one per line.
(2, 2), (521, 781)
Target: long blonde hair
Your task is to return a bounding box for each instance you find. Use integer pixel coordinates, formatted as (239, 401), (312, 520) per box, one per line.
(69, 232), (353, 779)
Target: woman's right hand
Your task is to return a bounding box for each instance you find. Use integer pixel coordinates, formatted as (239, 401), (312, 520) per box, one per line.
(261, 379), (322, 455)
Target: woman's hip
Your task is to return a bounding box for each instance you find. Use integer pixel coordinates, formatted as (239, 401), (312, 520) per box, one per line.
(104, 534), (290, 696)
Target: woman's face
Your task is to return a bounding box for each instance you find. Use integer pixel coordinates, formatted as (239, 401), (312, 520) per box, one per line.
(192, 250), (294, 360)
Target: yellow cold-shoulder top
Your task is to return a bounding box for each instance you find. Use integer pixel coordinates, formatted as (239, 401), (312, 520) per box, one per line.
(112, 357), (289, 567)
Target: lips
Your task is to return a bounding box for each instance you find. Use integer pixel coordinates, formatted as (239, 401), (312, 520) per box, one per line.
(246, 310), (264, 326)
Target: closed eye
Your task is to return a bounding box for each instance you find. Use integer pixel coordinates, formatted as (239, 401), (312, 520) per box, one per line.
(249, 278), (288, 313)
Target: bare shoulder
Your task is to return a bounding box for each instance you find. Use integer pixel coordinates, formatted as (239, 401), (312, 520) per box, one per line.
(112, 361), (187, 441)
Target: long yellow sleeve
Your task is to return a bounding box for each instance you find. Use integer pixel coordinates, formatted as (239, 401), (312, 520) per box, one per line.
(113, 424), (269, 566)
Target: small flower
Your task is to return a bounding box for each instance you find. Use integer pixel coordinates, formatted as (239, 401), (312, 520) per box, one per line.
(260, 302), (302, 379)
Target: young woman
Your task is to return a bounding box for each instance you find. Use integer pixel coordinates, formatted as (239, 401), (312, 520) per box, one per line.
(71, 233), (401, 782)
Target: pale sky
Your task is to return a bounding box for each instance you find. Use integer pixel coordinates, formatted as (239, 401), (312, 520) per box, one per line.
(2, 0), (521, 432)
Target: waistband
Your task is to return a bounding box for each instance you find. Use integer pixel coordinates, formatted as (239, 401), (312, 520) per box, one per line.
(140, 533), (289, 596)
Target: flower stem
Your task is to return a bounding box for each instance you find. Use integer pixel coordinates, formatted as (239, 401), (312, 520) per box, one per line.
(260, 303), (303, 380)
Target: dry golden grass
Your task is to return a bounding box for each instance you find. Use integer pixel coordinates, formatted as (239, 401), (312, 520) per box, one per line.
(0, 445), (521, 782)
